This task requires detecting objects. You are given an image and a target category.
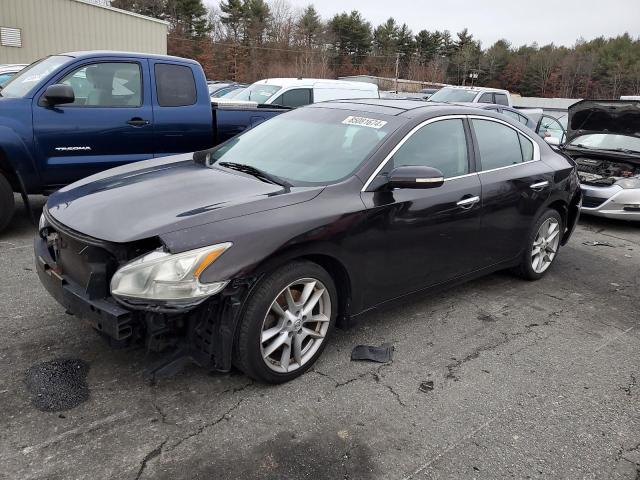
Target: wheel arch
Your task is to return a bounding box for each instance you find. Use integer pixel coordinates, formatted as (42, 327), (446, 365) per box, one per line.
(546, 198), (568, 226)
(247, 246), (355, 327)
(0, 148), (20, 191)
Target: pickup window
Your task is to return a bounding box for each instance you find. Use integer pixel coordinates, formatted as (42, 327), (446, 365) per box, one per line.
(60, 62), (142, 107)
(155, 63), (197, 107)
(478, 92), (493, 103)
(495, 93), (509, 106)
(270, 88), (312, 108)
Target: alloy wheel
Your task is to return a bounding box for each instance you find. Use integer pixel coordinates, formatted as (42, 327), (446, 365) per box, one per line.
(531, 217), (560, 273)
(260, 278), (331, 373)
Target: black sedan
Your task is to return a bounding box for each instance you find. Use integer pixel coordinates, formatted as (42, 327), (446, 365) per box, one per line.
(35, 100), (582, 383)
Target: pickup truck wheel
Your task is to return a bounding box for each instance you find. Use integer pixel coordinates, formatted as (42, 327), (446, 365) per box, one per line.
(235, 261), (337, 384)
(0, 173), (15, 233)
(515, 209), (563, 281)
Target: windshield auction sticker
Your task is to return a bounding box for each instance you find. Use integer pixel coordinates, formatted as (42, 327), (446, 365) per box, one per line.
(342, 116), (387, 129)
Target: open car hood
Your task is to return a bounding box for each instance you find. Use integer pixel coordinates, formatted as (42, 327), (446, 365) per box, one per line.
(567, 100), (640, 143)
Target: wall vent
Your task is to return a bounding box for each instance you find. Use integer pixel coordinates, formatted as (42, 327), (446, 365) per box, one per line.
(1, 27), (22, 48)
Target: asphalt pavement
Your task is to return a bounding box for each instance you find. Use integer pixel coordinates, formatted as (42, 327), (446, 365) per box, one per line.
(1, 196), (638, 479)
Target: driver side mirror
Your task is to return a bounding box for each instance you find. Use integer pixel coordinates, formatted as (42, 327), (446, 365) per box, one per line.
(43, 84), (74, 106)
(544, 136), (561, 146)
(388, 166), (445, 189)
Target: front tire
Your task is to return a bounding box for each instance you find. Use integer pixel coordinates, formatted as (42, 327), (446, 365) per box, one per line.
(515, 209), (563, 281)
(0, 173), (15, 233)
(235, 261), (337, 384)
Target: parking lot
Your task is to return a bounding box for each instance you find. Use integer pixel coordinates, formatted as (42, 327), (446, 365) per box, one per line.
(0, 197), (638, 479)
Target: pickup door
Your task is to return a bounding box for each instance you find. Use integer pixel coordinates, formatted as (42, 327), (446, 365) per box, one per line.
(148, 60), (212, 157)
(32, 58), (155, 187)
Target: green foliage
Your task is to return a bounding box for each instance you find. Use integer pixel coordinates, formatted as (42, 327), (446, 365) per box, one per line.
(296, 5), (322, 49)
(328, 11), (372, 59)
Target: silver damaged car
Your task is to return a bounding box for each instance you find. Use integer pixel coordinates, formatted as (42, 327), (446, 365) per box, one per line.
(561, 100), (640, 220)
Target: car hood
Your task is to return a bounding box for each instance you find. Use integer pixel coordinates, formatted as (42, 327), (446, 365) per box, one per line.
(567, 100), (640, 143)
(46, 154), (323, 244)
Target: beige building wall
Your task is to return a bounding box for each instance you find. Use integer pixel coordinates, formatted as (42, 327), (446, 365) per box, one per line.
(0, 0), (168, 64)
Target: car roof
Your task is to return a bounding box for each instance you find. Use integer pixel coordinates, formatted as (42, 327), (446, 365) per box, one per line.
(310, 98), (499, 119)
(59, 50), (200, 65)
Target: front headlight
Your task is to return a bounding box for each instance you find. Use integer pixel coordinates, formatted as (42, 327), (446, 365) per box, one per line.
(39, 211), (49, 231)
(110, 242), (232, 303)
(615, 177), (640, 189)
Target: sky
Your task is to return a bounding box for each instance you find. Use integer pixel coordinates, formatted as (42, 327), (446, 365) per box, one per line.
(206, 0), (640, 48)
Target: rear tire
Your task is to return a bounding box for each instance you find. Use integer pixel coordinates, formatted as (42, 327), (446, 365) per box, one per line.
(234, 261), (337, 384)
(515, 209), (563, 281)
(0, 173), (15, 233)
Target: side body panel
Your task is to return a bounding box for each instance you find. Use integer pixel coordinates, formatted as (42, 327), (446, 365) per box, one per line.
(31, 57), (155, 186)
(148, 58), (213, 156)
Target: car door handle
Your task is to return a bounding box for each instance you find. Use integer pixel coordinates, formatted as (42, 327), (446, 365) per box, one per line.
(456, 196), (480, 209)
(530, 181), (549, 191)
(126, 117), (150, 127)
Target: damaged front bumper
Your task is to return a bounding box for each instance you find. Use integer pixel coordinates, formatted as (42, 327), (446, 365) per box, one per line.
(580, 184), (640, 220)
(34, 234), (252, 376)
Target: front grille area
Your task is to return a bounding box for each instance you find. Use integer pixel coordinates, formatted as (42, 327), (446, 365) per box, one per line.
(582, 196), (606, 208)
(50, 229), (119, 299)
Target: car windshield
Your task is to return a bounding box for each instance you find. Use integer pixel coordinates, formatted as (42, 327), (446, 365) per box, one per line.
(570, 134), (640, 153)
(208, 83), (231, 94)
(1, 55), (70, 98)
(233, 83), (281, 104)
(207, 108), (396, 185)
(428, 88), (478, 103)
(220, 87), (245, 99)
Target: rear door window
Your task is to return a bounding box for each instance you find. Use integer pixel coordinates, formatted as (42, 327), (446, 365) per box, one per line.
(392, 119), (469, 178)
(518, 134), (534, 161)
(155, 63), (196, 107)
(270, 88), (312, 108)
(472, 119), (524, 170)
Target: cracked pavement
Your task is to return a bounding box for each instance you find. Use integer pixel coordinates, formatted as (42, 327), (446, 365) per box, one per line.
(1, 196), (639, 479)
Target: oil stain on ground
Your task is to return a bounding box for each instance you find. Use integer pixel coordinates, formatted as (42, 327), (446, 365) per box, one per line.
(157, 430), (377, 480)
(25, 358), (90, 411)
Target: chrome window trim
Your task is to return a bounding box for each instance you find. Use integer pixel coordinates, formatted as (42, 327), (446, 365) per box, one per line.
(361, 115), (467, 191)
(362, 114), (541, 191)
(443, 172), (479, 182)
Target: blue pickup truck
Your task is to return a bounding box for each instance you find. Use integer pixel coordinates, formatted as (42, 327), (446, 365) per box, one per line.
(0, 51), (286, 232)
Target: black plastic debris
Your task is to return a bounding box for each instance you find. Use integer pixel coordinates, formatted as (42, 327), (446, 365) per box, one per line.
(24, 358), (90, 412)
(419, 381), (434, 393)
(350, 343), (393, 363)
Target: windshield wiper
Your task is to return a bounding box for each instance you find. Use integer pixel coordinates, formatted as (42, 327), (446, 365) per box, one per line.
(218, 162), (291, 187)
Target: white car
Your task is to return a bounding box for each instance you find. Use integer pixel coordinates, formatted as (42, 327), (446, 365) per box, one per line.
(428, 85), (513, 107)
(561, 100), (640, 221)
(0, 63), (27, 86)
(231, 78), (379, 108)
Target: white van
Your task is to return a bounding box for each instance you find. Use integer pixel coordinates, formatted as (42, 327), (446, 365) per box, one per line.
(230, 78), (379, 108)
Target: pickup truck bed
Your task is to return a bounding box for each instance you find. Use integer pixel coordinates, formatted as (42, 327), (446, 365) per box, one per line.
(212, 102), (290, 145)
